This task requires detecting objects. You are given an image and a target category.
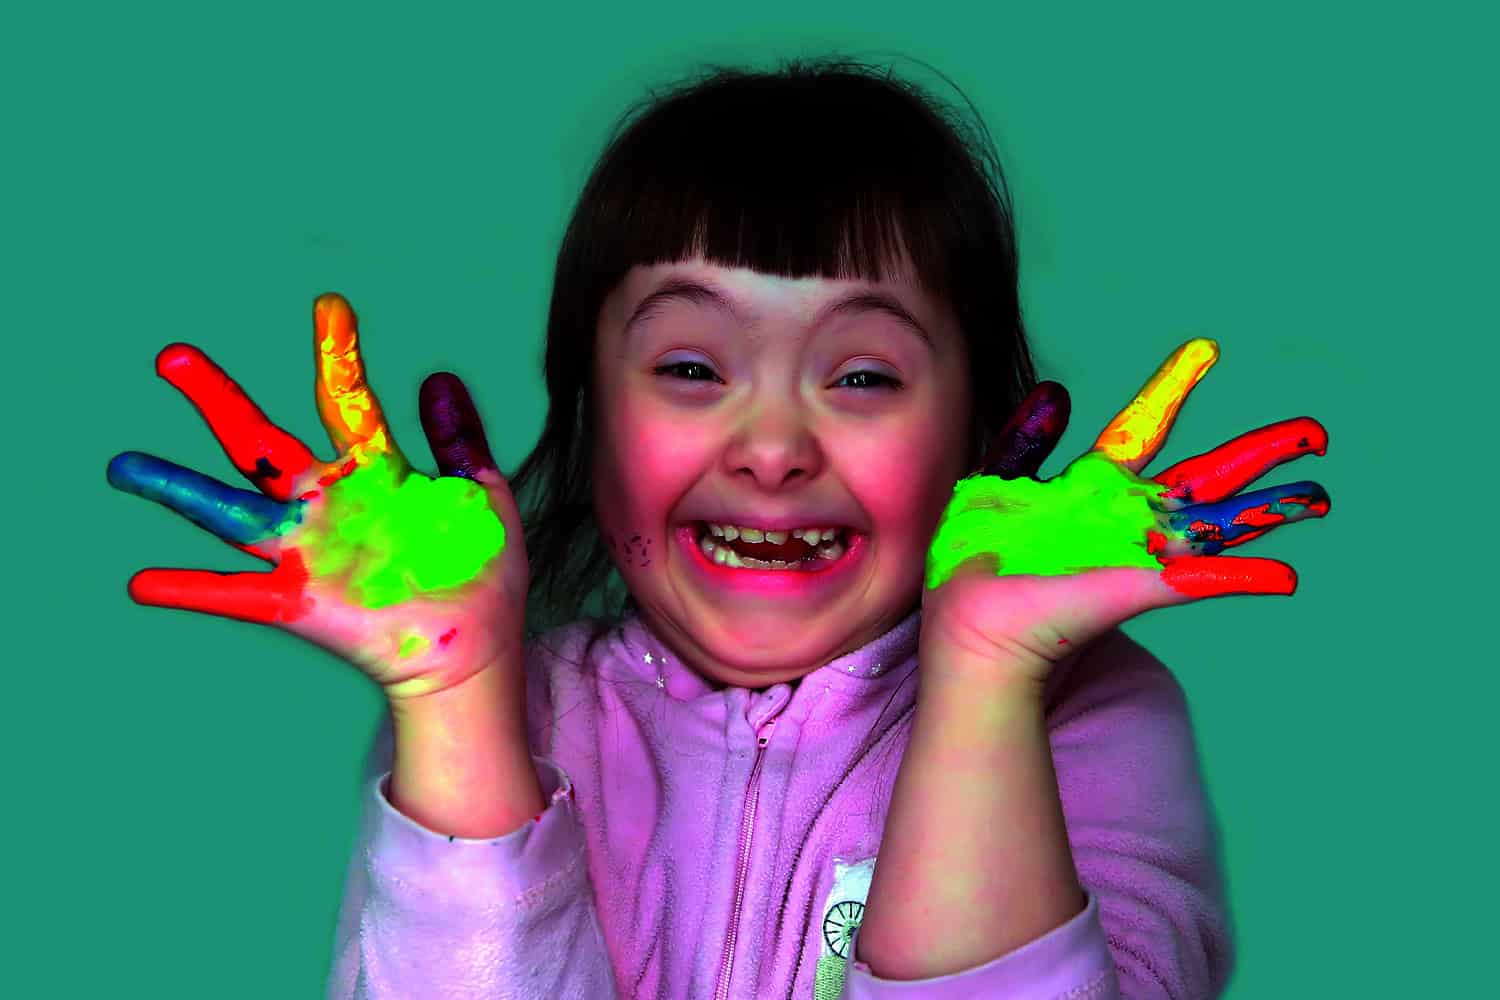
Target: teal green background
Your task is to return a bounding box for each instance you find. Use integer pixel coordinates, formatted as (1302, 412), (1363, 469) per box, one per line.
(7, 2), (1491, 996)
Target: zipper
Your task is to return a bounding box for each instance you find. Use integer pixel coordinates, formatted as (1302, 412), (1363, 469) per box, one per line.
(711, 715), (778, 1000)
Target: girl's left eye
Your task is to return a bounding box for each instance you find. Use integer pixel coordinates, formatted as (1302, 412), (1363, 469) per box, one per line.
(651, 361), (903, 391)
(836, 370), (904, 391)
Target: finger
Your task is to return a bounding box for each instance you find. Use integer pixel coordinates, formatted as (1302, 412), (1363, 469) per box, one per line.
(127, 552), (312, 625)
(1152, 416), (1328, 508)
(1159, 553), (1297, 598)
(1165, 480), (1331, 555)
(107, 451), (304, 548)
(419, 372), (499, 481)
(1093, 338), (1219, 473)
(155, 343), (318, 501)
(977, 381), (1071, 481)
(313, 293), (400, 462)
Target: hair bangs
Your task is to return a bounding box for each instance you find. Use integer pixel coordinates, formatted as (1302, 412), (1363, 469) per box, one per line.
(582, 66), (972, 300)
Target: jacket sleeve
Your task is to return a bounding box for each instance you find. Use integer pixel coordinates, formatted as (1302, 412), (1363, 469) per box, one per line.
(838, 627), (1233, 1000)
(1048, 628), (1235, 998)
(324, 712), (619, 1000)
(841, 891), (1118, 999)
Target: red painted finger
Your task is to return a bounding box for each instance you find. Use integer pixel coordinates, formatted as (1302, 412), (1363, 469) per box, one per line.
(156, 343), (318, 501)
(1158, 554), (1297, 598)
(127, 551), (313, 625)
(1152, 416), (1328, 507)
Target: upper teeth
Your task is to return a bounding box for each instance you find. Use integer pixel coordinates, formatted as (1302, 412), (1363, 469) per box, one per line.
(705, 523), (843, 546)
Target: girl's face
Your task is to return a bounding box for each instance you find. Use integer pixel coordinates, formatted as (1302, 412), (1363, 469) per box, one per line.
(592, 257), (973, 689)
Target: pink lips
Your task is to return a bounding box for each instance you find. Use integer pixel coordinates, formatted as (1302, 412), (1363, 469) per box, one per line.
(676, 523), (867, 599)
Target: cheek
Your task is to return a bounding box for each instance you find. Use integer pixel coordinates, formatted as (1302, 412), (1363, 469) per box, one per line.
(594, 407), (710, 566)
(840, 424), (958, 550)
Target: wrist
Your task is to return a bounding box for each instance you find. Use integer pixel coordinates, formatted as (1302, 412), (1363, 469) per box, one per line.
(387, 657), (528, 760)
(917, 638), (1049, 712)
(386, 656), (542, 839)
(382, 627), (526, 703)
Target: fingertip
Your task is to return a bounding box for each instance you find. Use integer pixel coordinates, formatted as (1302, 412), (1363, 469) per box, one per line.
(1027, 381), (1071, 434)
(106, 451), (145, 490)
(1032, 380), (1070, 406)
(1042, 378), (1071, 405)
(1190, 337), (1220, 362)
(126, 568), (160, 606)
(314, 292), (356, 336)
(155, 342), (199, 380)
(419, 371), (466, 405)
(1299, 417), (1330, 456)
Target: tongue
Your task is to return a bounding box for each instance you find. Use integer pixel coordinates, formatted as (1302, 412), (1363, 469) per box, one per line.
(727, 536), (811, 562)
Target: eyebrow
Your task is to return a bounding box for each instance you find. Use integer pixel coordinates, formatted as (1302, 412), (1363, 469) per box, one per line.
(623, 278), (935, 353)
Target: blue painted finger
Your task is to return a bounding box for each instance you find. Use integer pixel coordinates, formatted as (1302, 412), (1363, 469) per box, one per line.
(1167, 480), (1331, 555)
(107, 451), (304, 546)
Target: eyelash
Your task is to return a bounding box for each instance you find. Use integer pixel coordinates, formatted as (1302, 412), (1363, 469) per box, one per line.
(651, 361), (904, 392)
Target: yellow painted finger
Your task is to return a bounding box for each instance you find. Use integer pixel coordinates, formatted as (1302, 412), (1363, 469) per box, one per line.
(313, 293), (397, 463)
(1092, 338), (1219, 472)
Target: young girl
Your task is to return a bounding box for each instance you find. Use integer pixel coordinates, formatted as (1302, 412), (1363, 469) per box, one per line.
(107, 59), (1331, 999)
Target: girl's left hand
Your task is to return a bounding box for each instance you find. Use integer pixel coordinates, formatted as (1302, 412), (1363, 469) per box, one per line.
(919, 337), (1331, 692)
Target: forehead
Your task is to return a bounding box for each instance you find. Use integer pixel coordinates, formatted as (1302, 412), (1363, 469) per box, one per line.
(606, 256), (947, 327)
(625, 255), (926, 300)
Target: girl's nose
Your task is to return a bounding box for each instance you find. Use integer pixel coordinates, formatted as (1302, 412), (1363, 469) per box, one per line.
(720, 413), (828, 485)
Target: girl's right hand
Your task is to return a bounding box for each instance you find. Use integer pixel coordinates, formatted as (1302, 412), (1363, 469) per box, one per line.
(107, 293), (531, 702)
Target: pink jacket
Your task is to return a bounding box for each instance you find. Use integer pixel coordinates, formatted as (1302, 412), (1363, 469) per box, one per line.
(328, 607), (1233, 998)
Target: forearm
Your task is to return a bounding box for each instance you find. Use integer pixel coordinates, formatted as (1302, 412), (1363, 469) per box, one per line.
(386, 635), (544, 839)
(857, 648), (1085, 981)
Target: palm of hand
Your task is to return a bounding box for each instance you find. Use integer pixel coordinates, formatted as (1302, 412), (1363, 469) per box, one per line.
(107, 294), (527, 699)
(920, 338), (1331, 680)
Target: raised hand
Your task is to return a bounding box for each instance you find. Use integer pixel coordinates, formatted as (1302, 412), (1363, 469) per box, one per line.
(107, 294), (531, 701)
(919, 338), (1331, 684)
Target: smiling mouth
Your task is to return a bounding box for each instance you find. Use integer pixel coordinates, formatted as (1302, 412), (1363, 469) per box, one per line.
(689, 522), (856, 570)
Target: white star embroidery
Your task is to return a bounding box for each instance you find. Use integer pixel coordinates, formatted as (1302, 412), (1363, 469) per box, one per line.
(657, 675), (666, 689)
(643, 652), (654, 666)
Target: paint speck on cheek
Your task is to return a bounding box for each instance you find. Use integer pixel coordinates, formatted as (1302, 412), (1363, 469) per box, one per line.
(612, 531), (654, 568)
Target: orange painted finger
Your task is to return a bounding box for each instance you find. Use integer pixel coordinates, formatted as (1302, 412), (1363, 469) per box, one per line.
(313, 293), (398, 461)
(126, 551), (313, 625)
(1092, 338), (1219, 473)
(1153, 416), (1328, 508)
(155, 343), (318, 501)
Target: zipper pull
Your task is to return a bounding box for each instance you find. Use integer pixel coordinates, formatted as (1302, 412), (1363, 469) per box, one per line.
(757, 718), (777, 748)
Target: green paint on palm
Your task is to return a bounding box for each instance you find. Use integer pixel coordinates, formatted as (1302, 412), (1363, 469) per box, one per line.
(925, 452), (1167, 590)
(397, 632), (430, 659)
(298, 453), (506, 609)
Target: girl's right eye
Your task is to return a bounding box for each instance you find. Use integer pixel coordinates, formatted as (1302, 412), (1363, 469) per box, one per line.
(652, 361), (721, 383)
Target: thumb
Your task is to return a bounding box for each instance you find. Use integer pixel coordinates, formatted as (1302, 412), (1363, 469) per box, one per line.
(1030, 566), (1193, 654)
(417, 371), (527, 553)
(419, 372), (498, 481)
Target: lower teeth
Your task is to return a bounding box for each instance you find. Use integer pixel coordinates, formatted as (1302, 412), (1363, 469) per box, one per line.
(697, 530), (847, 570)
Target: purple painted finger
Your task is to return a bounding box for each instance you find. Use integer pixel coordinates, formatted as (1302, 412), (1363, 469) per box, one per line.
(978, 380), (1071, 480)
(419, 372), (498, 481)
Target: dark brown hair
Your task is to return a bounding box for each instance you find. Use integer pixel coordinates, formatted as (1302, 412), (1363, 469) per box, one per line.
(507, 56), (1040, 638)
